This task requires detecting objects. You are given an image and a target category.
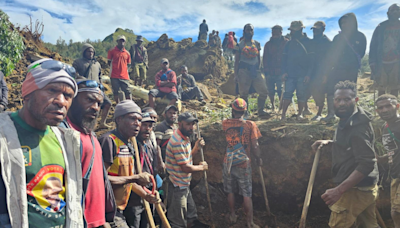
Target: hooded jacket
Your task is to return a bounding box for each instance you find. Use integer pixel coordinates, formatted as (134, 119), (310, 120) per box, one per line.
(329, 13), (366, 72)
(332, 106), (379, 187)
(72, 43), (102, 82)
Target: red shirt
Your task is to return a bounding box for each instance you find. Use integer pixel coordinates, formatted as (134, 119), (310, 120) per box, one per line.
(155, 69), (177, 93)
(67, 118), (106, 228)
(108, 46), (131, 80)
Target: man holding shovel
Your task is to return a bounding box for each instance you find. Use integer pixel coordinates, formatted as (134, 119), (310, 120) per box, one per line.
(222, 98), (262, 228)
(312, 81), (379, 228)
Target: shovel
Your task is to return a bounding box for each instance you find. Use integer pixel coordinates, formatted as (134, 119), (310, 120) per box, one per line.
(258, 166), (278, 227)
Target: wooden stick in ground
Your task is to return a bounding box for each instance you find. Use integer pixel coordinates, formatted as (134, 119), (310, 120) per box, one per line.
(299, 148), (322, 228)
(278, 81), (285, 113)
(375, 207), (387, 228)
(195, 113), (215, 228)
(258, 166), (277, 226)
(131, 136), (156, 228)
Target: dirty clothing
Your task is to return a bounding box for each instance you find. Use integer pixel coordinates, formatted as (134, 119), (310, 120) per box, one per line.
(223, 163), (252, 197)
(237, 68), (268, 99)
(332, 107), (379, 187)
(0, 71), (8, 112)
(328, 185), (379, 228)
(154, 120), (177, 161)
(73, 43), (102, 82)
(263, 36), (288, 76)
(177, 74), (204, 101)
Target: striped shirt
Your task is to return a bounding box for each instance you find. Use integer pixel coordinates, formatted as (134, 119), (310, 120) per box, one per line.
(166, 129), (192, 188)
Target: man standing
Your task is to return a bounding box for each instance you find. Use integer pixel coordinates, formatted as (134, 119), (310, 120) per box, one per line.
(281, 21), (314, 121)
(64, 78), (116, 227)
(148, 58), (178, 108)
(312, 81), (379, 228)
(199, 19), (208, 41)
(99, 100), (156, 228)
(0, 58), (83, 227)
(155, 105), (178, 161)
(370, 4), (400, 97)
(177, 65), (206, 105)
(234, 23), (269, 117)
(262, 25), (288, 112)
(0, 71), (8, 113)
(222, 98), (262, 228)
(306, 21), (332, 121)
(108, 35), (132, 103)
(130, 35), (148, 87)
(215, 31), (222, 49)
(323, 13), (366, 122)
(165, 112), (208, 228)
(209, 30), (216, 47)
(375, 94), (400, 227)
(73, 43), (112, 128)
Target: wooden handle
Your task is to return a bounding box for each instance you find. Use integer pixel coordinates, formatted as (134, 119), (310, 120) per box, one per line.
(299, 149), (321, 228)
(258, 166), (271, 216)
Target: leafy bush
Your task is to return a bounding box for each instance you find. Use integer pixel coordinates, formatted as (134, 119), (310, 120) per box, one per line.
(0, 10), (25, 76)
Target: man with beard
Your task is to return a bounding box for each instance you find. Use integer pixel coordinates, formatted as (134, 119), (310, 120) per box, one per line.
(154, 105), (178, 161)
(370, 4), (400, 97)
(234, 24), (269, 117)
(304, 21), (332, 121)
(375, 94), (400, 227)
(62, 78), (116, 227)
(165, 112), (209, 227)
(0, 58), (83, 227)
(322, 13), (366, 122)
(312, 81), (379, 228)
(262, 25), (288, 112)
(281, 21), (314, 122)
(99, 100), (156, 228)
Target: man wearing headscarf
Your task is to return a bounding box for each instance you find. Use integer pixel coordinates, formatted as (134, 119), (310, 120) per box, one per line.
(0, 58), (84, 227)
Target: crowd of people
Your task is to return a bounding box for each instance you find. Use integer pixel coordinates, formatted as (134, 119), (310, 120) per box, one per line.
(1, 3), (400, 228)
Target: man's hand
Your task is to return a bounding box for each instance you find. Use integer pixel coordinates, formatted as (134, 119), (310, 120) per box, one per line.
(144, 192), (159, 204)
(200, 161), (208, 171)
(311, 140), (333, 152)
(282, 73), (288, 81)
(303, 76), (310, 83)
(195, 137), (205, 148)
(321, 187), (342, 206)
(136, 172), (152, 186)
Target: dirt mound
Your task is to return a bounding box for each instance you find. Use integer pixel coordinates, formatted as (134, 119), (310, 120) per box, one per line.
(146, 34), (228, 82)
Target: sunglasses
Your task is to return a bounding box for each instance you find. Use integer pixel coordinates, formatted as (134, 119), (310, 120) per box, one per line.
(29, 60), (76, 78)
(77, 80), (104, 91)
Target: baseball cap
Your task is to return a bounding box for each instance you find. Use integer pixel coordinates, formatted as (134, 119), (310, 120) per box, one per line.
(136, 35), (144, 41)
(232, 98), (247, 111)
(142, 112), (156, 123)
(164, 105), (178, 113)
(178, 112), (198, 123)
(311, 21), (326, 30)
(272, 25), (283, 30)
(117, 35), (126, 41)
(161, 58), (169, 64)
(288, 21), (305, 31)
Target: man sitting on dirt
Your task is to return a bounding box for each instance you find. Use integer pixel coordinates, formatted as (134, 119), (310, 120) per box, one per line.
(199, 19), (208, 41)
(0, 71), (8, 113)
(281, 21), (314, 122)
(154, 105), (178, 161)
(262, 25), (288, 112)
(222, 98), (262, 228)
(177, 65), (206, 105)
(130, 35), (148, 87)
(375, 94), (400, 227)
(370, 4), (400, 97)
(99, 100), (157, 228)
(165, 112), (209, 228)
(312, 81), (379, 228)
(234, 23), (269, 117)
(0, 58), (83, 227)
(108, 35), (132, 103)
(73, 43), (112, 128)
(148, 58), (178, 109)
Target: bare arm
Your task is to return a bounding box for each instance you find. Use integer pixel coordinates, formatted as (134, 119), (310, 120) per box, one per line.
(104, 162), (151, 186)
(179, 162), (207, 173)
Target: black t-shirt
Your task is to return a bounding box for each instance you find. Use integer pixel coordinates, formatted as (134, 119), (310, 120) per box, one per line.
(382, 119), (400, 179)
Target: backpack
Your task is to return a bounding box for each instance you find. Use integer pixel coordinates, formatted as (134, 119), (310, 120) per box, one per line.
(225, 125), (249, 174)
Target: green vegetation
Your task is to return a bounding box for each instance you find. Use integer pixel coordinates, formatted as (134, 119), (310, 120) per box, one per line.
(0, 10), (25, 76)
(44, 28), (149, 60)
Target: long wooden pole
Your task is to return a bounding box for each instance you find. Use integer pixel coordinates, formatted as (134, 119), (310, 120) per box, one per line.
(195, 113), (215, 228)
(375, 207), (387, 228)
(299, 149), (321, 228)
(258, 166), (277, 226)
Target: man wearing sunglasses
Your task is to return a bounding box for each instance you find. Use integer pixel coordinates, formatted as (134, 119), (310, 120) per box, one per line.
(73, 43), (112, 129)
(0, 58), (83, 227)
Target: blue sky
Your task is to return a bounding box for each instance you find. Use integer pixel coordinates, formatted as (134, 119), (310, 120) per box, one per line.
(0, 0), (396, 52)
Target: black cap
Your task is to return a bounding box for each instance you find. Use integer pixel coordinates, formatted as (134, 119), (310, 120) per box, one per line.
(178, 112), (198, 123)
(164, 105), (178, 113)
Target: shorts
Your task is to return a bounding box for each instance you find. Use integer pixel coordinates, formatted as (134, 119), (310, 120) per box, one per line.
(101, 95), (112, 108)
(111, 78), (131, 96)
(391, 178), (400, 213)
(148, 89), (179, 100)
(283, 77), (307, 102)
(237, 68), (268, 99)
(223, 163), (252, 197)
(328, 186), (378, 228)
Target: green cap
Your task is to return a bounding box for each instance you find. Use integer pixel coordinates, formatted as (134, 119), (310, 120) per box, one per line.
(311, 21), (326, 30)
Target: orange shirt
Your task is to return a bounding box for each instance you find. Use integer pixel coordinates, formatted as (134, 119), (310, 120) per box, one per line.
(108, 46), (131, 80)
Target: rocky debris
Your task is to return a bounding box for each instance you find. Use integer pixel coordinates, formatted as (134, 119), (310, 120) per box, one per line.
(219, 71), (236, 96)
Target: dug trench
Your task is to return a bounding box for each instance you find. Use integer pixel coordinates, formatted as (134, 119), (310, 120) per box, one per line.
(189, 121), (393, 228)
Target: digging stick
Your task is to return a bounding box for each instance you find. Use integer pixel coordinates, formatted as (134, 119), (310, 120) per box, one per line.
(258, 166), (277, 226)
(299, 148), (321, 228)
(278, 81), (285, 113)
(195, 113), (215, 228)
(375, 207), (387, 228)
